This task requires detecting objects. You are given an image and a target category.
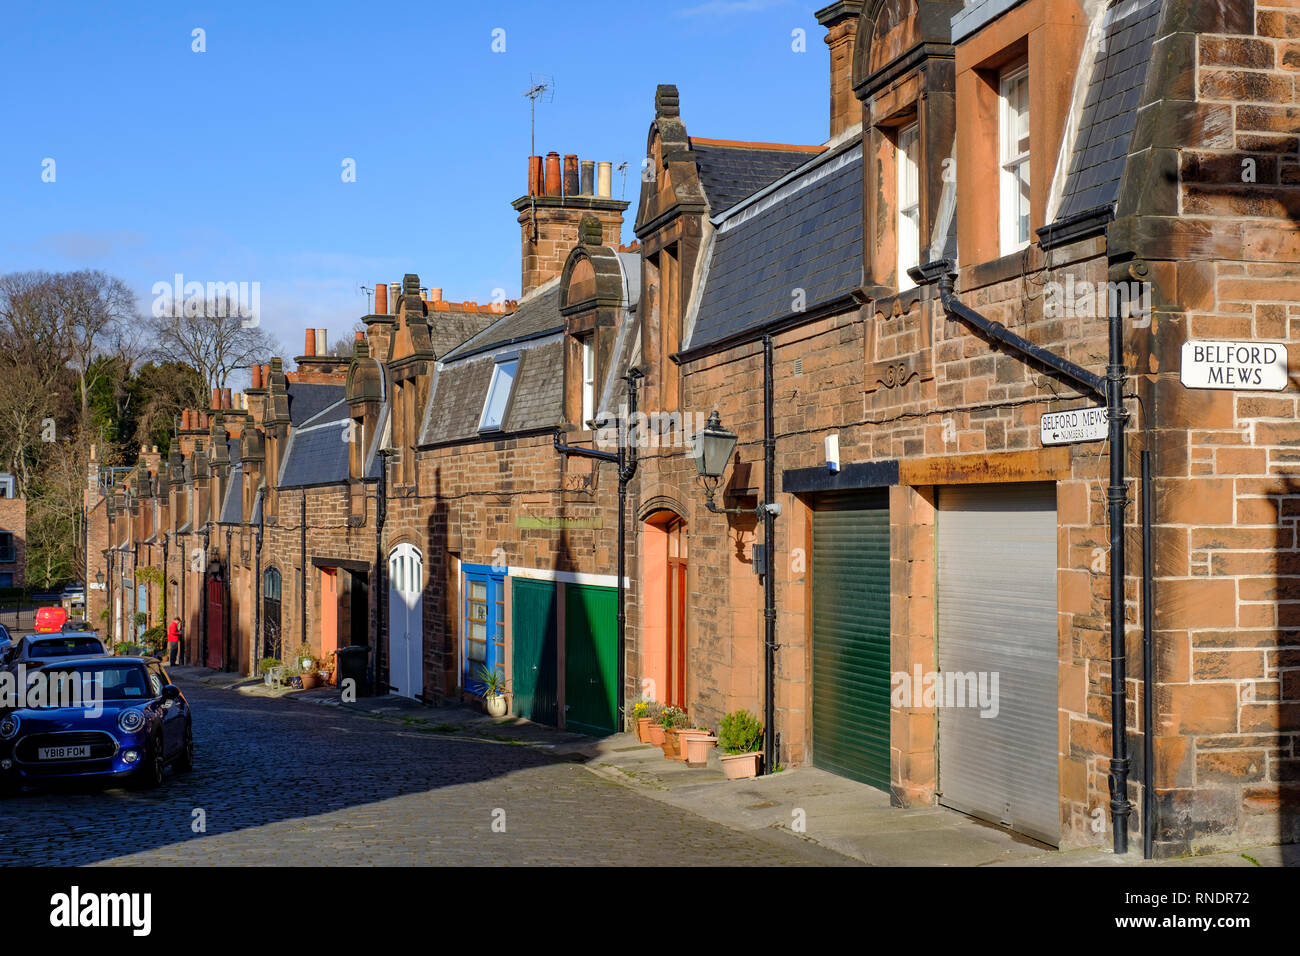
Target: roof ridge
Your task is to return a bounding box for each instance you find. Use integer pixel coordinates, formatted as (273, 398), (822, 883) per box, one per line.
(690, 137), (823, 153)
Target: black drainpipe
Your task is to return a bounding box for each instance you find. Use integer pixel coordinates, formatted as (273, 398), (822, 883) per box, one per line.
(376, 451), (393, 697)
(762, 336), (776, 775)
(254, 490), (264, 677)
(300, 492), (308, 651)
(1142, 450), (1155, 858)
(199, 523), (210, 667)
(919, 260), (1131, 854)
(225, 525), (233, 671)
(554, 368), (643, 728)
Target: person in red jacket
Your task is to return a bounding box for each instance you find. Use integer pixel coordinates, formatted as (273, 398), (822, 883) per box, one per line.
(167, 617), (181, 666)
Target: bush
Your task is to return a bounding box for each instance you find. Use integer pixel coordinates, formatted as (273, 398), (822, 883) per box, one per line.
(141, 624), (167, 657)
(718, 710), (763, 754)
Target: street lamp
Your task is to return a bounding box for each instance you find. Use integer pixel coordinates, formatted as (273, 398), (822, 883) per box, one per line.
(694, 410), (779, 518)
(94, 570), (104, 588)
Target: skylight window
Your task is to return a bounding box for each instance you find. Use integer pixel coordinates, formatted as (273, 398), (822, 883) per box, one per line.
(479, 358), (519, 432)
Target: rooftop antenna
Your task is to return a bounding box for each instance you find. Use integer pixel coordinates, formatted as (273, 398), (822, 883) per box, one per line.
(359, 283), (373, 312)
(615, 158), (629, 200)
(522, 73), (554, 159)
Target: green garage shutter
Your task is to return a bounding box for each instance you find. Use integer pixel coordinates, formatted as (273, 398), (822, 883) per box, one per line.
(511, 578), (558, 726)
(812, 491), (891, 791)
(564, 584), (618, 736)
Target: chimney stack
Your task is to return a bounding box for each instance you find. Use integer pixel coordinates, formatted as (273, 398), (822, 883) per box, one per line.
(817, 1), (864, 139)
(513, 151), (629, 297)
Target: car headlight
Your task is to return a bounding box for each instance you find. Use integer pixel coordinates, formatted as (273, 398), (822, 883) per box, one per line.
(0, 715), (18, 739)
(118, 709), (146, 734)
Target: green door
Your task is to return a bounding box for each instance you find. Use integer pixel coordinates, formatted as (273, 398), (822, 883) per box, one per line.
(811, 491), (891, 790)
(511, 578), (558, 726)
(564, 584), (618, 735)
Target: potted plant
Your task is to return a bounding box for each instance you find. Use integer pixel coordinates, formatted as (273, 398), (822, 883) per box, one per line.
(658, 705), (688, 759)
(261, 657), (282, 686)
(648, 709), (668, 747)
(318, 650), (336, 686)
(718, 709), (763, 779)
(684, 730), (717, 768)
(627, 700), (659, 742)
(480, 666), (508, 717)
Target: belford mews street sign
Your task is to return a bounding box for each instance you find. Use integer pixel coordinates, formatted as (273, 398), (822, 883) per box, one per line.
(1041, 405), (1108, 446)
(1181, 340), (1288, 391)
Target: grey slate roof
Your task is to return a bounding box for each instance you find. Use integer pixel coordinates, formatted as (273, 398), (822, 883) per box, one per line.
(1055, 0), (1162, 221)
(279, 398), (351, 487)
(428, 308), (503, 358)
(687, 142), (863, 351)
(440, 284), (564, 362)
(287, 382), (345, 426)
(691, 140), (823, 215)
(219, 461), (243, 524)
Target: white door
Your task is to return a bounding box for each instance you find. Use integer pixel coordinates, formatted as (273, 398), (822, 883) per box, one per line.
(387, 544), (424, 699)
(937, 483), (1059, 846)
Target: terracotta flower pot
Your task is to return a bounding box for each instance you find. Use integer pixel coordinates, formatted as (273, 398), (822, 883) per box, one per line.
(685, 734), (717, 768)
(299, 672), (320, 690)
(720, 751), (762, 780)
(662, 729), (681, 759)
(666, 729), (694, 761)
(648, 723), (666, 746)
(636, 717), (653, 743)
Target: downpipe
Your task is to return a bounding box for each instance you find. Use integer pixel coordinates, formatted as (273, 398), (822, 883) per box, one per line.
(919, 261), (1132, 853)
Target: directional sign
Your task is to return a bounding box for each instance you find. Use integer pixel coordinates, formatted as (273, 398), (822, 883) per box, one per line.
(1040, 405), (1108, 446)
(1181, 340), (1288, 391)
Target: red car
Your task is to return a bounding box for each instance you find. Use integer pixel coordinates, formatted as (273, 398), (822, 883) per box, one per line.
(33, 607), (68, 634)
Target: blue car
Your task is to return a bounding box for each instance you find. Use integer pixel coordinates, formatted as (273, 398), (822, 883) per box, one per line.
(0, 656), (193, 794)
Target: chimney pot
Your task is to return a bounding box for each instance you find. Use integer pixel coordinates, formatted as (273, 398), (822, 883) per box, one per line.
(354, 329), (365, 343)
(597, 161), (612, 198)
(317, 329), (328, 355)
(389, 282), (400, 307)
(251, 364), (263, 389)
(580, 160), (595, 195)
(374, 282), (388, 315)
(304, 329), (316, 355)
(430, 287), (442, 302)
(221, 388), (233, 409)
(545, 152), (562, 197)
(563, 154), (579, 197)
(210, 388), (221, 410)
(527, 155), (544, 196)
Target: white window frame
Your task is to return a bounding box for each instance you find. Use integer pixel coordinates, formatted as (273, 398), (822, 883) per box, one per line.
(999, 62), (1031, 255)
(0, 474), (12, 499)
(478, 357), (519, 432)
(897, 122), (921, 288)
(581, 335), (596, 426)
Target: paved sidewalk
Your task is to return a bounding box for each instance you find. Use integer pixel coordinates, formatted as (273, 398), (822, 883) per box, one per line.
(171, 666), (1294, 867)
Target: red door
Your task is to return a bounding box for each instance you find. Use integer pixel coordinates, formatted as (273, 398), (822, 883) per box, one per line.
(665, 517), (687, 709)
(206, 579), (224, 669)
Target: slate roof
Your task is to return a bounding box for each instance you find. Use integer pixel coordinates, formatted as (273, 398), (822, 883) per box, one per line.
(1055, 0), (1163, 221)
(687, 141), (863, 351)
(219, 461), (243, 524)
(279, 398), (352, 487)
(427, 307), (504, 359)
(287, 382), (345, 426)
(440, 284), (564, 362)
(691, 139), (824, 215)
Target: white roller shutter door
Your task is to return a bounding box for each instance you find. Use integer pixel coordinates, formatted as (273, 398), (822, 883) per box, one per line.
(937, 482), (1059, 846)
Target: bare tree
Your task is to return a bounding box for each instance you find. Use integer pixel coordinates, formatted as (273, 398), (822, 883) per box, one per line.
(147, 292), (278, 391)
(55, 270), (137, 426)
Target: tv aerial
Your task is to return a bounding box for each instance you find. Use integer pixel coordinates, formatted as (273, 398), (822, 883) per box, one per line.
(522, 73), (554, 158)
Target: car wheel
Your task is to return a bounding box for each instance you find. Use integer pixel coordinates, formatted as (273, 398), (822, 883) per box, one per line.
(132, 736), (165, 790)
(175, 724), (194, 773)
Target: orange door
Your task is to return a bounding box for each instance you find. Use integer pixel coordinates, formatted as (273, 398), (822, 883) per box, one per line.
(320, 568), (338, 658)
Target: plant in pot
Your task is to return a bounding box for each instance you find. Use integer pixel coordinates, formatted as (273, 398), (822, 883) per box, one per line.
(647, 703), (669, 747)
(718, 709), (763, 779)
(261, 657), (283, 687)
(318, 650), (337, 686)
(480, 666), (508, 718)
(631, 700), (663, 743)
(658, 705), (689, 759)
(290, 643), (321, 689)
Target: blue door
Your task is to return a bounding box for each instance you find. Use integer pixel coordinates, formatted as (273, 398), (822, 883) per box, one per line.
(463, 564), (505, 694)
(137, 585), (148, 639)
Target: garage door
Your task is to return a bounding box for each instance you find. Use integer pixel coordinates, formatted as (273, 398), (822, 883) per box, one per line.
(564, 584), (618, 736)
(511, 578), (558, 726)
(811, 491), (891, 791)
(937, 483), (1059, 845)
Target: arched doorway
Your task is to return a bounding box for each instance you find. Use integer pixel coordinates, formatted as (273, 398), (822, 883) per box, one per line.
(205, 573), (224, 670)
(263, 568), (282, 661)
(642, 511), (687, 708)
(387, 544), (423, 699)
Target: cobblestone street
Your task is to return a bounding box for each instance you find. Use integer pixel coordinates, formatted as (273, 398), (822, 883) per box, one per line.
(0, 678), (852, 866)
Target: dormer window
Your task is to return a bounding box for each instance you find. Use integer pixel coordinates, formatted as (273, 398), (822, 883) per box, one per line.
(581, 335), (596, 426)
(896, 122), (921, 286)
(999, 61), (1030, 255)
(479, 357), (518, 432)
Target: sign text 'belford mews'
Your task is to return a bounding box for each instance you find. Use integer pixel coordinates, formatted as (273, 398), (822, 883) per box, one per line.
(1181, 340), (1288, 391)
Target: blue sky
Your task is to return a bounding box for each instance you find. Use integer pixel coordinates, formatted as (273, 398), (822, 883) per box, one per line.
(1, 0), (829, 368)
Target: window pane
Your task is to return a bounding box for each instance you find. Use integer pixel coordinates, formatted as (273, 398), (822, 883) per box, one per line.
(897, 123), (921, 283)
(480, 359), (518, 430)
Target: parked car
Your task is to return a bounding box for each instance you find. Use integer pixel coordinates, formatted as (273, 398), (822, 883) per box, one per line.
(5, 632), (107, 669)
(33, 607), (68, 634)
(0, 624), (11, 662)
(59, 619), (92, 633)
(0, 656), (193, 793)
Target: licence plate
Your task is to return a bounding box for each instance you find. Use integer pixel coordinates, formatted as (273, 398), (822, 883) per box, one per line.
(37, 745), (91, 760)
